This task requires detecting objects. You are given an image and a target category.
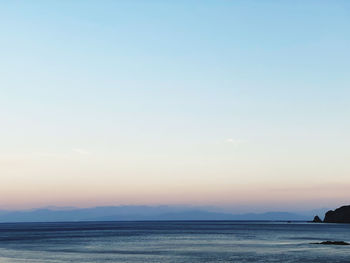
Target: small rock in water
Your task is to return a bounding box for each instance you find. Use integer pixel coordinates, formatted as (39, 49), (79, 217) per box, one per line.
(312, 215), (322, 223)
(311, 241), (350, 246)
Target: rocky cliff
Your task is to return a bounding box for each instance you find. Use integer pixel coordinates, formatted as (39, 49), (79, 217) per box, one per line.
(323, 205), (350, 223)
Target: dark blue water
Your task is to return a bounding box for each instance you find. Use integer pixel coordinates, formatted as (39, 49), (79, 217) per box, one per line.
(0, 221), (349, 262)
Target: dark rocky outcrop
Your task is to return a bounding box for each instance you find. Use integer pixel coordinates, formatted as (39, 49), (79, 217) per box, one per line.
(312, 215), (322, 223)
(324, 205), (350, 223)
(311, 241), (350, 246)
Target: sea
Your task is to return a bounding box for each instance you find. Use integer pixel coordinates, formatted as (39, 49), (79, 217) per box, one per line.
(0, 221), (349, 263)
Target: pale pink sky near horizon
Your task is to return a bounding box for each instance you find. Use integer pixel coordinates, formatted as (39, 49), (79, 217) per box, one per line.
(1, 149), (349, 211)
(1, 144), (349, 211)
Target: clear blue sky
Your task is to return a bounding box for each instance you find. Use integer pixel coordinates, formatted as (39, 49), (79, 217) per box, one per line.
(0, 1), (349, 211)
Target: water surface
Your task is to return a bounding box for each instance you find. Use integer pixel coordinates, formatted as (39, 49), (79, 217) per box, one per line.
(0, 221), (349, 262)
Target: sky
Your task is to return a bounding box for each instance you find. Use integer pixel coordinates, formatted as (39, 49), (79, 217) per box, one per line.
(0, 0), (349, 212)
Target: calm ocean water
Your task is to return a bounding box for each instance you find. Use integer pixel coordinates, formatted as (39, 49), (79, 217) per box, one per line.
(0, 221), (349, 262)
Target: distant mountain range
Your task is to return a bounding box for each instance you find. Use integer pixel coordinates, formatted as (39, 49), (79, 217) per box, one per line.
(0, 206), (323, 222)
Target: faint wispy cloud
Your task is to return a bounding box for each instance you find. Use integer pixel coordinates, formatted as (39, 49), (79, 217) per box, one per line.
(226, 138), (247, 145)
(72, 148), (91, 155)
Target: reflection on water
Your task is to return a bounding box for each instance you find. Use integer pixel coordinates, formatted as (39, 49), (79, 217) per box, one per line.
(0, 221), (349, 262)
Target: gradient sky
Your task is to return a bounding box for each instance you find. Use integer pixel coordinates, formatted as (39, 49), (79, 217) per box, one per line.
(1, 0), (349, 211)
